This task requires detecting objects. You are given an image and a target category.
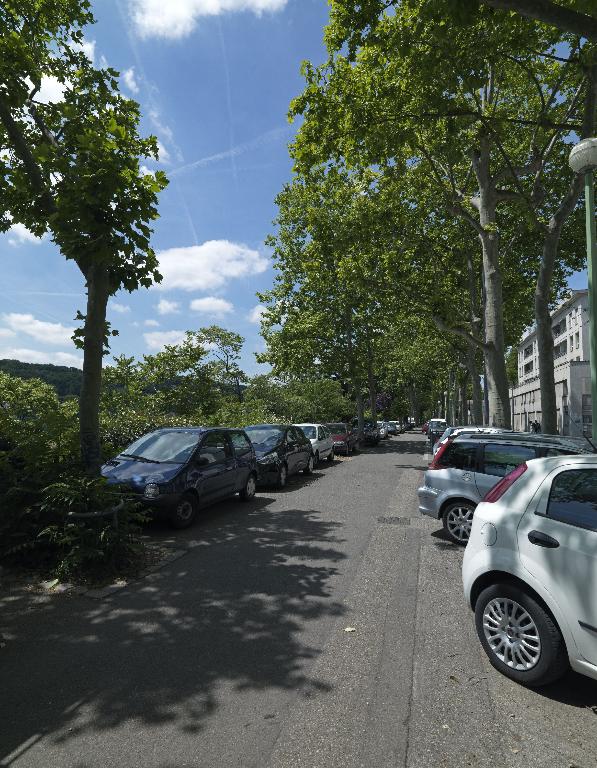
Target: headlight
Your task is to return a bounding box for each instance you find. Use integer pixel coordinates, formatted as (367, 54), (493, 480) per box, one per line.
(144, 482), (160, 499)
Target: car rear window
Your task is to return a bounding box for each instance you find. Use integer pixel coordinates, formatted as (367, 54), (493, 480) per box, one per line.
(547, 469), (597, 529)
(436, 442), (477, 470)
(482, 443), (537, 478)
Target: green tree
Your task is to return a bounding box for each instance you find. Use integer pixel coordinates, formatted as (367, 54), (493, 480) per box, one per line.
(0, 1), (167, 473)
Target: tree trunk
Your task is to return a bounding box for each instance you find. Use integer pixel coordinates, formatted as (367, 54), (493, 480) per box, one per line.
(535, 231), (558, 434)
(367, 338), (377, 424)
(460, 370), (469, 426)
(79, 264), (110, 475)
(465, 251), (484, 425)
(475, 139), (511, 428)
(356, 390), (365, 435)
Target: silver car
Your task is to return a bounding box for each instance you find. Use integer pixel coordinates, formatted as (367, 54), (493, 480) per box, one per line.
(432, 426), (511, 456)
(418, 432), (593, 545)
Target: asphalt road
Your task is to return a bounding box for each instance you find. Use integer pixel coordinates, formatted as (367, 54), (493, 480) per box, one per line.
(2, 433), (597, 768)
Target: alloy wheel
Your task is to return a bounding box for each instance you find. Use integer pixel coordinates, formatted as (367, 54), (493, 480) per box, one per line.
(176, 499), (194, 523)
(482, 598), (541, 671)
(445, 504), (474, 542)
(245, 475), (256, 498)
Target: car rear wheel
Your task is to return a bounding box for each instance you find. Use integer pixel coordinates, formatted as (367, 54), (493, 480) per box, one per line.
(169, 492), (199, 529)
(239, 473), (257, 501)
(277, 463), (288, 489)
(303, 454), (314, 475)
(474, 583), (569, 687)
(442, 500), (475, 545)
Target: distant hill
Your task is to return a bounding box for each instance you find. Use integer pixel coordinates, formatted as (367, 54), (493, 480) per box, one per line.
(0, 359), (82, 398)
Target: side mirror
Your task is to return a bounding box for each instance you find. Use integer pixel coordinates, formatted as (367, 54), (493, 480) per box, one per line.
(196, 455), (210, 467)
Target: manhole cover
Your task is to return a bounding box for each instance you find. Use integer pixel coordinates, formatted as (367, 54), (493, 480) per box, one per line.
(377, 516), (411, 525)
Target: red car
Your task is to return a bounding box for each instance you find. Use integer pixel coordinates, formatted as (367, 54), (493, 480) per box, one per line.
(422, 421), (429, 434)
(326, 423), (360, 455)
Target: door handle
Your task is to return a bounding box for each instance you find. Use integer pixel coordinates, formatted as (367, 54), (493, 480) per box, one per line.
(528, 530), (560, 548)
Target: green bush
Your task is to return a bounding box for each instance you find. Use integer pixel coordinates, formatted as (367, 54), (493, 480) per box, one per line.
(38, 477), (146, 582)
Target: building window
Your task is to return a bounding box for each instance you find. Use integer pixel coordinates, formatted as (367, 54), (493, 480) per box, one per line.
(524, 361), (534, 375)
(554, 340), (568, 359)
(523, 344), (533, 358)
(576, 332), (579, 349)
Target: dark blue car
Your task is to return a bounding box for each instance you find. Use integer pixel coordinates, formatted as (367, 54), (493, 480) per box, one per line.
(101, 427), (257, 528)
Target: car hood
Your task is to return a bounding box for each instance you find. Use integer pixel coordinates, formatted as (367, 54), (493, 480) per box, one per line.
(101, 457), (182, 488)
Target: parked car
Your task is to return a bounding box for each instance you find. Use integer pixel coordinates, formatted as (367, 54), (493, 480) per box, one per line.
(361, 420), (380, 445)
(387, 421), (399, 436)
(463, 454), (597, 687)
(422, 421), (429, 434)
(101, 427), (257, 529)
(295, 423), (334, 465)
(377, 421), (389, 439)
(245, 424), (313, 488)
(418, 432), (593, 544)
(326, 422), (360, 455)
(427, 418), (448, 447)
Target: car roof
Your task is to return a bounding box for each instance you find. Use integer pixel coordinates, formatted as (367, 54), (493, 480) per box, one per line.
(527, 454), (597, 469)
(295, 423), (323, 427)
(155, 426), (242, 433)
(245, 424), (289, 429)
(453, 431), (594, 452)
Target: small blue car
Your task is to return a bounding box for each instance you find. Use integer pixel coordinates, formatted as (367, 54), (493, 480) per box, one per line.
(101, 427), (257, 528)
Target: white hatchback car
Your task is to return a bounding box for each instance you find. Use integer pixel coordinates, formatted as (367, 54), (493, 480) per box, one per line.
(294, 423), (334, 466)
(463, 454), (597, 687)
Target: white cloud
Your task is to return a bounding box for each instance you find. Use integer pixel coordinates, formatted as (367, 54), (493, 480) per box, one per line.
(3, 313), (75, 345)
(248, 304), (266, 324)
(139, 165), (154, 177)
(37, 76), (66, 104)
(76, 38), (96, 63)
(155, 240), (268, 292)
(156, 298), (180, 315)
(130, 0), (288, 39)
(190, 296), (233, 318)
(156, 140), (170, 163)
(7, 223), (45, 247)
(0, 328), (16, 339)
(0, 347), (82, 368)
(144, 319), (160, 327)
(110, 302), (131, 314)
(144, 330), (187, 351)
(123, 66), (140, 94)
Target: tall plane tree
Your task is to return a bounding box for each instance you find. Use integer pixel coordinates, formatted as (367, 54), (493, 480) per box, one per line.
(0, 1), (167, 473)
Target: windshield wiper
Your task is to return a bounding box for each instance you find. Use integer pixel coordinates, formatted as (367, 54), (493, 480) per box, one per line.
(120, 453), (162, 464)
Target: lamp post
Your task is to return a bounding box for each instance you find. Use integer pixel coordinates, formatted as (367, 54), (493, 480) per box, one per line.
(569, 138), (597, 441)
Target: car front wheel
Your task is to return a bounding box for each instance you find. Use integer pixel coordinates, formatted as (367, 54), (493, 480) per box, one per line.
(314, 451), (320, 467)
(442, 500), (475, 545)
(169, 492), (199, 529)
(303, 454), (314, 475)
(327, 448), (334, 462)
(474, 583), (569, 687)
(239, 473), (257, 501)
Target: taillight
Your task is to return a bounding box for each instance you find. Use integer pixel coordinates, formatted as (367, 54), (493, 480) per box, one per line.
(428, 438), (453, 469)
(484, 463), (528, 503)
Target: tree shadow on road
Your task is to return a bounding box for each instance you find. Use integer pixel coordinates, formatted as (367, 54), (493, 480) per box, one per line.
(0, 497), (348, 762)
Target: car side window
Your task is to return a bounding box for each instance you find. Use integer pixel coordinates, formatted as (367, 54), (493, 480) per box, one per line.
(546, 469), (597, 529)
(437, 442), (477, 470)
(198, 431), (231, 465)
(230, 431), (252, 457)
(286, 428), (299, 445)
(317, 426), (325, 440)
(482, 443), (536, 477)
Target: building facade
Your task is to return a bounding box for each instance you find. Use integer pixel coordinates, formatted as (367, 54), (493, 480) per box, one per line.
(510, 290), (592, 436)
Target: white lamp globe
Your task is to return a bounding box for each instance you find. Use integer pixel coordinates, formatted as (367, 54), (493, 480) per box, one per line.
(569, 138), (597, 174)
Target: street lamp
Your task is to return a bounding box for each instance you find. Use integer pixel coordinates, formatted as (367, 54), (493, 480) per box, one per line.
(569, 138), (597, 441)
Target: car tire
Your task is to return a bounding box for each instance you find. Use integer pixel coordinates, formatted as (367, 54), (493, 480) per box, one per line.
(276, 463), (288, 489)
(303, 454), (314, 475)
(169, 492), (199, 529)
(474, 583), (569, 687)
(239, 473), (257, 502)
(327, 448), (334, 462)
(314, 451), (320, 468)
(442, 500), (475, 545)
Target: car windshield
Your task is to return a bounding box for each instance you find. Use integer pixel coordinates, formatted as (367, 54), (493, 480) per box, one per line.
(245, 426), (284, 448)
(121, 431), (200, 464)
(300, 426), (316, 439)
(429, 420), (447, 430)
(327, 423), (347, 433)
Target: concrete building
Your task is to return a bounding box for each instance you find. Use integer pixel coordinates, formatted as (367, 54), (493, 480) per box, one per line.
(509, 290), (592, 436)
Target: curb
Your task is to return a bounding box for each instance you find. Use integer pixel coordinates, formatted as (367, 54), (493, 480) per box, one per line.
(84, 548), (187, 600)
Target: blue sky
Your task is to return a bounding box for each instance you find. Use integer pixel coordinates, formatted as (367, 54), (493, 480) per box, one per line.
(0, 0), (330, 374)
